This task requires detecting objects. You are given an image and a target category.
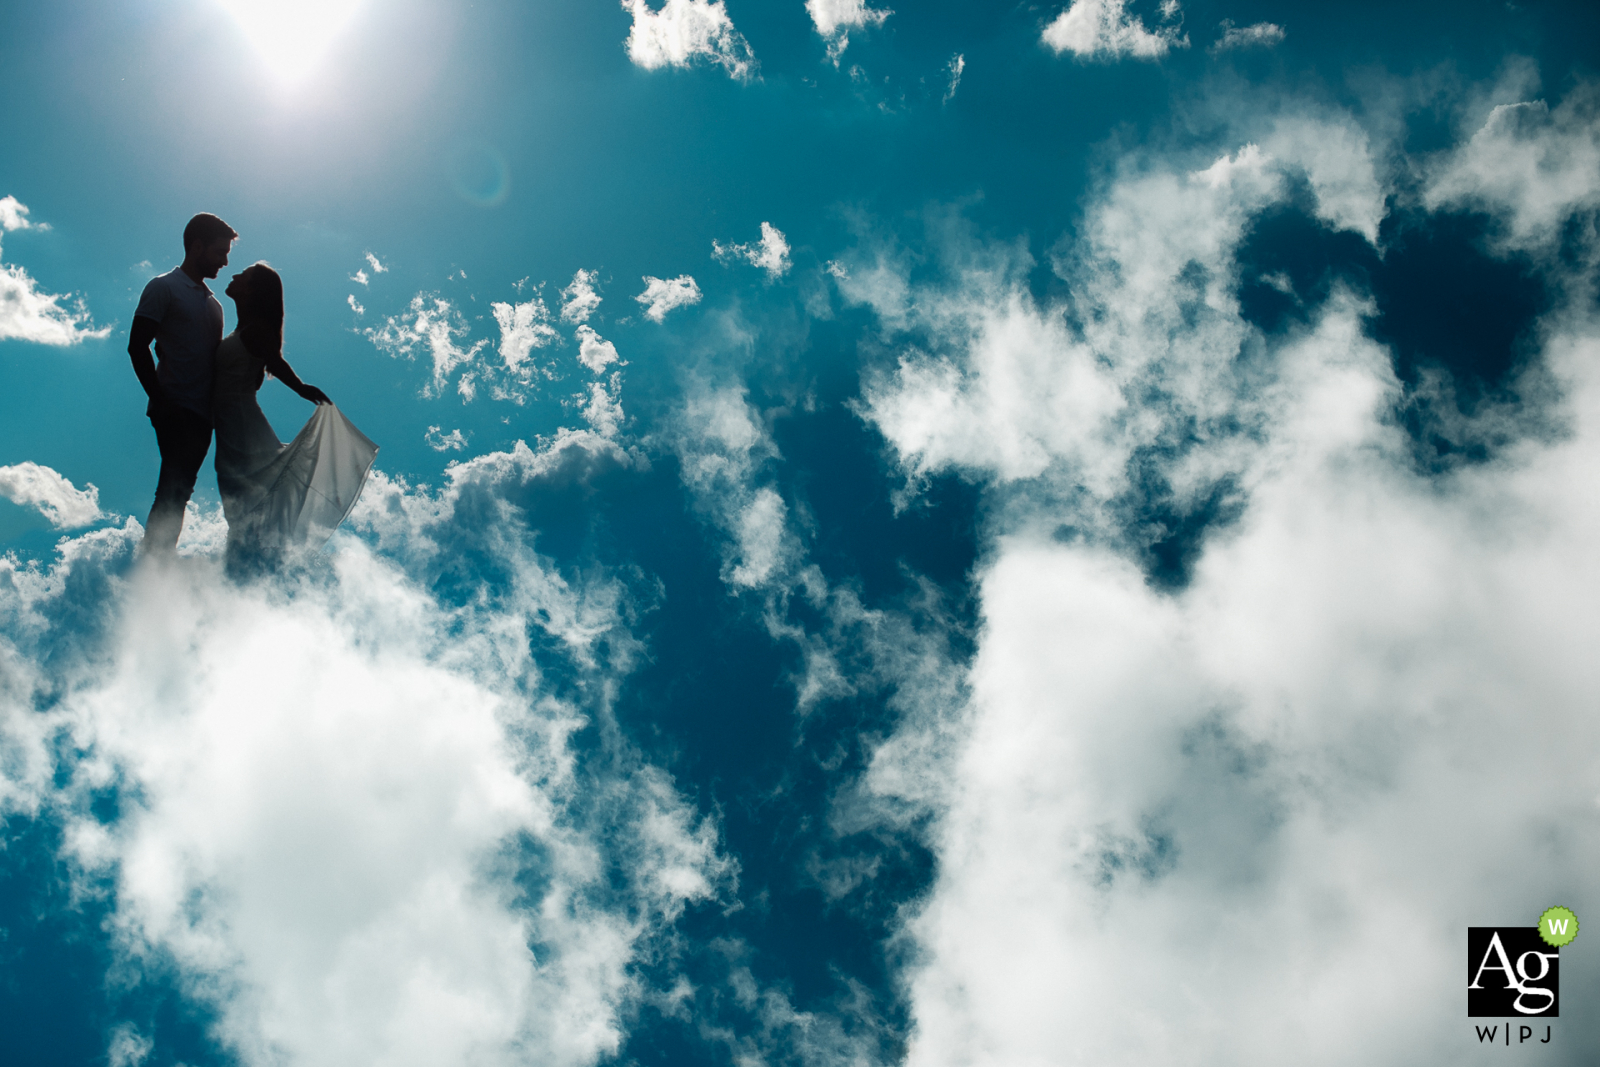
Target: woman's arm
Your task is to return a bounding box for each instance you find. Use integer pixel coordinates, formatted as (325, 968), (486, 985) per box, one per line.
(265, 352), (331, 405)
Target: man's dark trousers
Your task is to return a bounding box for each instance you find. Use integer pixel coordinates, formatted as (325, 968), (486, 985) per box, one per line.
(145, 405), (212, 553)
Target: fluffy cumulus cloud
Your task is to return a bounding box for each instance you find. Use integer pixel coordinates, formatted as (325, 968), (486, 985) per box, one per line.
(1211, 19), (1286, 53)
(560, 269), (603, 325)
(1042, 0), (1188, 61)
(0, 462), (102, 528)
(0, 431), (730, 1067)
(491, 295), (560, 376)
(0, 195), (111, 346)
(575, 325), (620, 373)
(842, 85), (1600, 1064)
(622, 0), (756, 81)
(712, 222), (791, 280)
(805, 0), (890, 62)
(634, 274), (702, 322)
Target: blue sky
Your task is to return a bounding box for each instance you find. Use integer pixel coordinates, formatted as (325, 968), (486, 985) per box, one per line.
(3, 1), (1600, 1064)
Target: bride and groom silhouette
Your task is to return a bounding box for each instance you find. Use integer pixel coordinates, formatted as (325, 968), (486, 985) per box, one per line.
(129, 212), (377, 566)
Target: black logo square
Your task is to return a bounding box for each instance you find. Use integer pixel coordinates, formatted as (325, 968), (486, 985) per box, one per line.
(1469, 927), (1559, 1017)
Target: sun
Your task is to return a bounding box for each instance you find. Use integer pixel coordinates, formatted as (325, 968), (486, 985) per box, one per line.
(216, 0), (366, 86)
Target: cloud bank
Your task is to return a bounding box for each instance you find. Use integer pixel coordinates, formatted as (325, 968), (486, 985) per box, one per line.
(0, 430), (729, 1067)
(835, 85), (1600, 1065)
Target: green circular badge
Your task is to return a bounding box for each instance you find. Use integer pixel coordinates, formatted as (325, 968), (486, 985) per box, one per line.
(1539, 906), (1579, 948)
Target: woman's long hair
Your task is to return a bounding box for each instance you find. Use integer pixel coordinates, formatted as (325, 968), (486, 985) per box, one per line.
(236, 261), (284, 364)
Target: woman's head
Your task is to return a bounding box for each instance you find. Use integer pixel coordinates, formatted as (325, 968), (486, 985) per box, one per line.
(227, 262), (283, 360)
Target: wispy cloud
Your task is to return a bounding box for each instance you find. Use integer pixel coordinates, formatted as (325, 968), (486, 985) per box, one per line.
(1210, 19), (1285, 53)
(1424, 90), (1600, 252)
(712, 222), (791, 280)
(0, 462), (101, 528)
(944, 53), (965, 103)
(622, 0), (756, 81)
(425, 425), (468, 451)
(1042, 0), (1188, 61)
(634, 275), (702, 322)
(364, 294), (487, 398)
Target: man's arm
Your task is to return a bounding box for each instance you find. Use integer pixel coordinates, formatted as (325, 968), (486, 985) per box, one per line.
(127, 316), (165, 407)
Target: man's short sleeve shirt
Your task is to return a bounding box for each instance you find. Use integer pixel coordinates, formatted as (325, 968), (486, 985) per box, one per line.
(135, 267), (224, 417)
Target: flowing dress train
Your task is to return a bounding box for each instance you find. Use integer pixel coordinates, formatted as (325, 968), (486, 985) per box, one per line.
(212, 332), (377, 555)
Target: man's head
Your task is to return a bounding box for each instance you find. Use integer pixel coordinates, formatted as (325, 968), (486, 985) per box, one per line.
(181, 212), (237, 279)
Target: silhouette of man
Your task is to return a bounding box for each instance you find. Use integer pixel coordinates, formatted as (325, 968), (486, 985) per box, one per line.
(128, 213), (237, 554)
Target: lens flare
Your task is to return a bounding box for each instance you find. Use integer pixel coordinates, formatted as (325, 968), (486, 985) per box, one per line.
(216, 0), (365, 85)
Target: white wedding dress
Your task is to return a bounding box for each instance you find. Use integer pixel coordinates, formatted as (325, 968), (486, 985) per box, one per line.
(212, 332), (377, 555)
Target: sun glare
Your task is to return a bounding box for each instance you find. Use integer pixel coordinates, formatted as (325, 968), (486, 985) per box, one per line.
(216, 0), (366, 86)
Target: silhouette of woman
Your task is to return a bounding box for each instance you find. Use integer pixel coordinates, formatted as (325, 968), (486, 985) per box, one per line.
(214, 262), (376, 565)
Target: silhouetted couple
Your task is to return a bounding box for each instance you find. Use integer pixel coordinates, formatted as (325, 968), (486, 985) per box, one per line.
(129, 213), (377, 566)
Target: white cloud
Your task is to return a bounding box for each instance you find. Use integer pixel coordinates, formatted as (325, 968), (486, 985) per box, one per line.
(1042, 0), (1188, 61)
(712, 222), (791, 280)
(364, 294), (488, 398)
(845, 84), (1600, 1066)
(491, 295), (560, 376)
(425, 425), (468, 452)
(0, 197), (109, 347)
(0, 265), (112, 346)
(561, 269), (603, 324)
(0, 462), (102, 528)
(634, 275), (702, 322)
(622, 0), (756, 81)
(0, 194), (48, 234)
(351, 269), (369, 287)
(365, 252), (388, 274)
(943, 53), (965, 104)
(1211, 19), (1285, 53)
(347, 294), (365, 315)
(805, 0), (890, 62)
(576, 325), (621, 373)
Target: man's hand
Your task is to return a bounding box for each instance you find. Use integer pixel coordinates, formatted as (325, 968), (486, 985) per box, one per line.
(128, 315), (165, 406)
(299, 384), (332, 406)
